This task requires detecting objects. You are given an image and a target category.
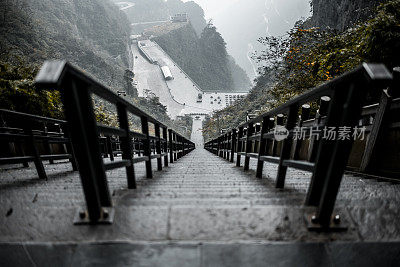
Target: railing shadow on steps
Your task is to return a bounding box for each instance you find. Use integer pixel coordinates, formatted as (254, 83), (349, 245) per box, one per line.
(205, 63), (397, 231)
(34, 60), (195, 225)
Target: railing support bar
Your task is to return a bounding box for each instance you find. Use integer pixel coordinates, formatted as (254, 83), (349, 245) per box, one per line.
(141, 116), (153, 178)
(276, 105), (299, 188)
(117, 104), (137, 189)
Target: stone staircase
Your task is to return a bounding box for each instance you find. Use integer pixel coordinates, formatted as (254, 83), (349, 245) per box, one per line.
(0, 120), (400, 266)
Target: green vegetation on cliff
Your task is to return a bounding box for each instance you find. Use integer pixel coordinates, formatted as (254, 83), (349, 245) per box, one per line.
(0, 61), (62, 118)
(0, 0), (192, 138)
(154, 23), (251, 93)
(0, 0), (130, 89)
(203, 0), (400, 141)
(305, 0), (388, 30)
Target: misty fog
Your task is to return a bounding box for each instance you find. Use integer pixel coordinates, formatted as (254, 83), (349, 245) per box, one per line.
(184, 0), (311, 80)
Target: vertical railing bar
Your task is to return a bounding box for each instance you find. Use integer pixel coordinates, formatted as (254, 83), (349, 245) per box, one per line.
(168, 129), (174, 163)
(62, 79), (106, 222)
(155, 123), (162, 171)
(106, 136), (115, 162)
(163, 127), (169, 167)
(256, 116), (270, 178)
(236, 127), (243, 167)
(230, 129), (236, 163)
(24, 128), (47, 180)
(174, 133), (177, 161)
(141, 116), (153, 178)
(244, 124), (254, 171)
(276, 105), (299, 188)
(117, 104), (137, 189)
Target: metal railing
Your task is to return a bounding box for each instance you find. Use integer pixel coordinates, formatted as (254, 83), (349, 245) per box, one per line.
(205, 63), (394, 231)
(0, 109), (78, 179)
(35, 60), (195, 224)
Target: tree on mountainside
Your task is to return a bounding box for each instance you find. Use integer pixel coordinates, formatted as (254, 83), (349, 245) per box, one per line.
(199, 21), (233, 91)
(203, 0), (400, 141)
(0, 0), (193, 137)
(155, 22), (249, 92)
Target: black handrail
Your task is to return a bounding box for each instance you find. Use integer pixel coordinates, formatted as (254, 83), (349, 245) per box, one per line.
(35, 60), (195, 224)
(0, 109), (78, 179)
(205, 63), (393, 231)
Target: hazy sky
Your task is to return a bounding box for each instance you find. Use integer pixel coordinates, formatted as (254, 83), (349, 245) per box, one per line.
(183, 0), (311, 79)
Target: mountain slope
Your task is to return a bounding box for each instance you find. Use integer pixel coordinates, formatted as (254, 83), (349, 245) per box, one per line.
(0, 0), (130, 89)
(191, 0), (311, 80)
(0, 0), (193, 137)
(154, 23), (251, 93)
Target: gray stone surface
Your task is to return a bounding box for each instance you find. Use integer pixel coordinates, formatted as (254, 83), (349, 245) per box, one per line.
(70, 243), (201, 267)
(2, 241), (400, 267)
(1, 144), (400, 243)
(1, 118), (400, 267)
(328, 242), (400, 267)
(201, 243), (330, 267)
(0, 244), (33, 267)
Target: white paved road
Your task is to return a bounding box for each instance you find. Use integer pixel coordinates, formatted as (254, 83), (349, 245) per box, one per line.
(139, 40), (234, 115)
(132, 42), (185, 118)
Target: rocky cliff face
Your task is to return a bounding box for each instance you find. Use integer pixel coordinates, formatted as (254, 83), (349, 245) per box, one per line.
(154, 23), (251, 93)
(306, 0), (388, 30)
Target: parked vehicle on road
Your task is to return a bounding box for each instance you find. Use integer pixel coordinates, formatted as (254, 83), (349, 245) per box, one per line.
(161, 66), (173, 80)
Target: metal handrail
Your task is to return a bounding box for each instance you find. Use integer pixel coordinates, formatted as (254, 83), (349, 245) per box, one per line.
(205, 63), (394, 231)
(35, 60), (195, 224)
(0, 109), (78, 179)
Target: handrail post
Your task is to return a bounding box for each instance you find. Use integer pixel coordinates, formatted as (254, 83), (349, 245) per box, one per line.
(292, 104), (310, 160)
(179, 136), (183, 158)
(24, 128), (47, 180)
(236, 126), (243, 167)
(272, 115), (284, 156)
(256, 116), (270, 178)
(155, 123), (162, 171)
(63, 128), (78, 171)
(308, 97), (330, 162)
(63, 79), (111, 223)
(226, 132), (231, 160)
(305, 67), (391, 228)
(244, 124), (254, 171)
(163, 127), (169, 167)
(222, 134), (225, 159)
(276, 105), (299, 188)
(168, 129), (174, 163)
(217, 136), (221, 157)
(106, 136), (115, 162)
(360, 68), (398, 172)
(42, 123), (54, 164)
(173, 132), (177, 161)
(182, 138), (186, 157)
(117, 104), (136, 189)
(230, 129), (236, 163)
(225, 133), (229, 159)
(141, 116), (153, 178)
